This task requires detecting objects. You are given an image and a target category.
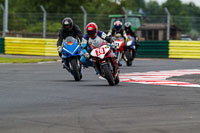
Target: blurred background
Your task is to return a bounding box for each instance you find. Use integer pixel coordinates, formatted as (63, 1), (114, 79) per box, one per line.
(0, 0), (200, 40)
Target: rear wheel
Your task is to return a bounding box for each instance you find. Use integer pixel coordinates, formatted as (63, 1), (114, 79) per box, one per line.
(70, 58), (81, 81)
(132, 49), (136, 60)
(125, 49), (132, 66)
(102, 64), (115, 86)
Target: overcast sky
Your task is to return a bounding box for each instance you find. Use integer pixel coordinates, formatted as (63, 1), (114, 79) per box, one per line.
(145, 0), (200, 7)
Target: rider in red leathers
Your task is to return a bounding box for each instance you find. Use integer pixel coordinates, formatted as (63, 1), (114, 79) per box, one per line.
(110, 20), (127, 66)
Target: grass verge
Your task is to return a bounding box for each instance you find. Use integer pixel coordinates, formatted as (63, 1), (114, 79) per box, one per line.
(0, 57), (58, 63)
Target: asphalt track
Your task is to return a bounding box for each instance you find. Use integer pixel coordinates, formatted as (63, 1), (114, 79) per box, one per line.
(0, 58), (200, 133)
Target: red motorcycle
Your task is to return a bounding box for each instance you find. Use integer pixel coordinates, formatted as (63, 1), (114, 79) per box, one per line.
(112, 34), (126, 66)
(90, 42), (120, 86)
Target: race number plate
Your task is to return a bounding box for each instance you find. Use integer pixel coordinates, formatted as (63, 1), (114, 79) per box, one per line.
(95, 47), (105, 56)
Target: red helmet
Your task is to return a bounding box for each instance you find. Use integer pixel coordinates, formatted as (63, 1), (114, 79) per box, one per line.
(86, 22), (98, 38)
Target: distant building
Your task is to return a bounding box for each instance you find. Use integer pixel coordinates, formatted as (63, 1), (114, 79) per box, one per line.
(136, 23), (181, 40)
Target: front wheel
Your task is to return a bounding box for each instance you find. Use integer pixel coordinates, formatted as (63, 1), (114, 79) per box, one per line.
(70, 58), (81, 81)
(102, 64), (115, 86)
(114, 74), (120, 85)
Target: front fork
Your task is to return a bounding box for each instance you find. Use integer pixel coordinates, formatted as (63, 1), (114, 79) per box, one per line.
(117, 52), (122, 63)
(123, 47), (135, 61)
(63, 57), (82, 74)
(99, 61), (112, 77)
(101, 58), (118, 78)
(62, 58), (71, 73)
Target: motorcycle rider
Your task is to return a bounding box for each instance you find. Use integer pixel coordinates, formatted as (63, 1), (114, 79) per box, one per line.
(111, 20), (127, 41)
(124, 22), (139, 50)
(110, 20), (127, 66)
(57, 17), (83, 57)
(80, 22), (118, 74)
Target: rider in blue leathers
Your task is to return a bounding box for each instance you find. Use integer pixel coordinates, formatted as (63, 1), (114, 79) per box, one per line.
(80, 22), (114, 70)
(124, 22), (139, 50)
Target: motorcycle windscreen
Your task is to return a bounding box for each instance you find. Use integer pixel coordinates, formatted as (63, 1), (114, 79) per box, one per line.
(89, 36), (105, 48)
(127, 41), (132, 46)
(127, 36), (134, 41)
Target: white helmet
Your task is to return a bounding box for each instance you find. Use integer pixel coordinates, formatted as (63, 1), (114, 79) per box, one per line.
(124, 22), (132, 28)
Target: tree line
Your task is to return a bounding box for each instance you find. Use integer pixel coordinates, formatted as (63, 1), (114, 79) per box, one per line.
(0, 0), (198, 16)
(0, 0), (200, 36)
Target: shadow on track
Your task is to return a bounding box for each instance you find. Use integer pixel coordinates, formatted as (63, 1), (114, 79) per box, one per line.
(79, 84), (125, 87)
(44, 79), (94, 82)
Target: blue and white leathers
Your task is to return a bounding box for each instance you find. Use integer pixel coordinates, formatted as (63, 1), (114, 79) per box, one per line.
(126, 36), (136, 52)
(80, 31), (107, 66)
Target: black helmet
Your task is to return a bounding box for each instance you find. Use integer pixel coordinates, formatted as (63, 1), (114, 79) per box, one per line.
(124, 22), (132, 29)
(62, 17), (73, 30)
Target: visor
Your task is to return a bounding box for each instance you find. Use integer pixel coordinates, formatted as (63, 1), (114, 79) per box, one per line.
(88, 30), (96, 35)
(115, 25), (121, 30)
(64, 24), (72, 29)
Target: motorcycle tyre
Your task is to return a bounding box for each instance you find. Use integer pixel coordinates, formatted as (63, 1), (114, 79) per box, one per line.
(102, 64), (115, 86)
(114, 74), (120, 85)
(71, 58), (81, 81)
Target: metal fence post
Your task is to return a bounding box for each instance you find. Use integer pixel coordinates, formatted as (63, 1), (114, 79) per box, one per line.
(3, 0), (8, 37)
(80, 6), (87, 35)
(40, 5), (46, 38)
(0, 4), (4, 37)
(165, 7), (170, 40)
(122, 7), (127, 22)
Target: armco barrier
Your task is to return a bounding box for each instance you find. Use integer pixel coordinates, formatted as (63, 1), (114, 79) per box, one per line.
(44, 39), (58, 56)
(3, 38), (200, 59)
(137, 41), (169, 58)
(169, 41), (200, 59)
(5, 37), (45, 56)
(4, 37), (58, 56)
(3, 38), (169, 58)
(0, 38), (4, 54)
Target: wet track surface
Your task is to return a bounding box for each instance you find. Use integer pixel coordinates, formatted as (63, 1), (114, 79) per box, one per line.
(0, 58), (200, 133)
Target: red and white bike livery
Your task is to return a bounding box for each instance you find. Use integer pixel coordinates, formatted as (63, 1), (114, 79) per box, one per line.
(90, 43), (120, 86)
(112, 34), (126, 66)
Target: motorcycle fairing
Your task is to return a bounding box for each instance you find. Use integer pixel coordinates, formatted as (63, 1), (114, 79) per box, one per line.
(90, 45), (111, 59)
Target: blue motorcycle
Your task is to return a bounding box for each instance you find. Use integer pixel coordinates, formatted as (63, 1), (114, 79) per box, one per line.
(124, 35), (137, 66)
(62, 36), (82, 81)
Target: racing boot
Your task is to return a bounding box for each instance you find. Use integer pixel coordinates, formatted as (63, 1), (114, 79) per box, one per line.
(94, 67), (99, 75)
(62, 59), (66, 69)
(118, 61), (122, 66)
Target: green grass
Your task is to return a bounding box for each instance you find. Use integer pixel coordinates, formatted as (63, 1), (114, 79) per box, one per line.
(0, 57), (58, 63)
